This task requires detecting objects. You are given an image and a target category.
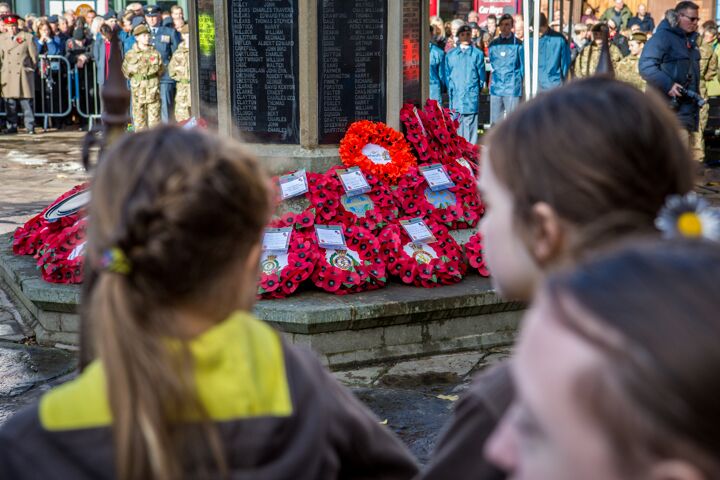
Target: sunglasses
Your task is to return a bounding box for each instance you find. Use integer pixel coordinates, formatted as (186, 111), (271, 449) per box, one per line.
(680, 13), (699, 22)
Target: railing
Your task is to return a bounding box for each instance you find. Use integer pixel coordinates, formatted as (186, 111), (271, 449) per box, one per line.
(74, 59), (102, 130)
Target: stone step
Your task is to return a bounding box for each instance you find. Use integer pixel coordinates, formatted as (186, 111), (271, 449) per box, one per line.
(1, 233), (520, 368)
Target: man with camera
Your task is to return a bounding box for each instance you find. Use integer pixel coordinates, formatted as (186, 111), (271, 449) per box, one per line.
(639, 2), (701, 143)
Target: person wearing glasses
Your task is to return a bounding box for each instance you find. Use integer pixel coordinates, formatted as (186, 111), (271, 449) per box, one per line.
(640, 2), (701, 146)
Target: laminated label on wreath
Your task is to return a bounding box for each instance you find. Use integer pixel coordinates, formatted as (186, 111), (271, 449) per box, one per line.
(378, 219), (466, 288)
(339, 120), (417, 183)
(310, 225), (386, 295)
(395, 165), (483, 229)
(309, 165), (399, 233)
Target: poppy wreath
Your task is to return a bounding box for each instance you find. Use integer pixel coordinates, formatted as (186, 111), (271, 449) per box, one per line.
(401, 100), (481, 173)
(394, 165), (484, 229)
(13, 183), (89, 256)
(338, 120), (417, 183)
(271, 170), (323, 218)
(378, 220), (466, 288)
(36, 216), (87, 284)
(257, 229), (319, 299)
(308, 165), (399, 233)
(310, 225), (386, 295)
(463, 231), (490, 277)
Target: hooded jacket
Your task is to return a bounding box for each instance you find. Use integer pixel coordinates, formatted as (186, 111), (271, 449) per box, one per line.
(639, 16), (701, 130)
(429, 42), (446, 102)
(488, 34), (524, 97)
(530, 29), (571, 91)
(0, 312), (419, 479)
(445, 45), (486, 114)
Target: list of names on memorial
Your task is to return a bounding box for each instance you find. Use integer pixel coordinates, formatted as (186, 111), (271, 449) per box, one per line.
(228, 0), (299, 143)
(318, 0), (387, 144)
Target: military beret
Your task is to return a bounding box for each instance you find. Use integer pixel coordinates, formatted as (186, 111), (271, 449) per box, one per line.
(180, 24), (189, 34)
(468, 22), (480, 29)
(457, 25), (472, 35)
(133, 23), (149, 36)
(144, 5), (161, 17)
(48, 14), (59, 23)
(130, 15), (145, 28)
(631, 32), (648, 43)
(104, 9), (117, 20)
(2, 13), (20, 24)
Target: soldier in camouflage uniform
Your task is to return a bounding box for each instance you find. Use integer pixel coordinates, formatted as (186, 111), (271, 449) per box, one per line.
(168, 24), (190, 122)
(692, 24), (719, 162)
(122, 24), (163, 130)
(616, 32), (647, 91)
(573, 23), (623, 79)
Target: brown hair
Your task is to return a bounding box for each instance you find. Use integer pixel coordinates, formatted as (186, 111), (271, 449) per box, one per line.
(544, 239), (720, 476)
(485, 77), (694, 261)
(84, 126), (272, 479)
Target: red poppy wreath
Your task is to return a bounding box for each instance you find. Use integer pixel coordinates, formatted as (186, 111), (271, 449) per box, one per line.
(13, 183), (89, 256)
(308, 165), (399, 233)
(464, 231), (490, 277)
(310, 225), (386, 295)
(338, 120), (417, 183)
(36, 216), (87, 284)
(257, 211), (321, 299)
(378, 220), (466, 288)
(394, 165), (484, 229)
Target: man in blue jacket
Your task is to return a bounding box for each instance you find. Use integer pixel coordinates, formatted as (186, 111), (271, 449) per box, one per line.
(532, 13), (571, 91)
(144, 5), (179, 122)
(446, 25), (485, 144)
(639, 2), (701, 135)
(429, 30), (446, 104)
(488, 14), (523, 125)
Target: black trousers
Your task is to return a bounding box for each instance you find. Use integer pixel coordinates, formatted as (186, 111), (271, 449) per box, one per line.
(5, 98), (35, 131)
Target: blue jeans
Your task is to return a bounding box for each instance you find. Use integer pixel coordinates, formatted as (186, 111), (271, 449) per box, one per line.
(5, 98), (34, 131)
(490, 95), (521, 125)
(160, 82), (175, 123)
(457, 113), (479, 145)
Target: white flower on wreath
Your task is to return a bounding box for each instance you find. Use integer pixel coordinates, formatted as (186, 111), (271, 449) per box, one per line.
(655, 192), (720, 241)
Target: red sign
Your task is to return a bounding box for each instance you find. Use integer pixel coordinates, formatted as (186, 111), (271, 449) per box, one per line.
(474, 0), (516, 23)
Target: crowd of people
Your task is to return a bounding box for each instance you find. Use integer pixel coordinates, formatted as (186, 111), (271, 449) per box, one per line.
(430, 1), (720, 165)
(0, 2), (190, 134)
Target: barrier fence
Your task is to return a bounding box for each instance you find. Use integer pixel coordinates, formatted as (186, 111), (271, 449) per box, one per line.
(0, 55), (104, 130)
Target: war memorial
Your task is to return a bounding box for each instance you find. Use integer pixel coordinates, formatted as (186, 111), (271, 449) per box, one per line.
(0, 0), (522, 369)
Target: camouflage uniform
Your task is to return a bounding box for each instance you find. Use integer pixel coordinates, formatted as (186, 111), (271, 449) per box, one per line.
(122, 43), (164, 130)
(572, 43), (623, 79)
(615, 54), (646, 91)
(692, 40), (719, 161)
(168, 41), (190, 122)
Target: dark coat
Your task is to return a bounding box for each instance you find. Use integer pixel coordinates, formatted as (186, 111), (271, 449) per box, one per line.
(627, 14), (655, 33)
(639, 18), (701, 130)
(611, 32), (630, 57)
(149, 24), (180, 83)
(90, 34), (111, 86)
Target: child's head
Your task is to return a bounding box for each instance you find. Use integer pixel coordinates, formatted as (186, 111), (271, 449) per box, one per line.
(84, 126), (271, 478)
(487, 239), (720, 479)
(479, 78), (693, 300)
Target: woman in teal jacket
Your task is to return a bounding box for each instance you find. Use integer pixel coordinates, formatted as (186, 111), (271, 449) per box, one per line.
(429, 40), (446, 103)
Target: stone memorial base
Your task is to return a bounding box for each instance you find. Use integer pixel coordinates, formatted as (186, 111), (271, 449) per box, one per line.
(0, 233), (522, 368)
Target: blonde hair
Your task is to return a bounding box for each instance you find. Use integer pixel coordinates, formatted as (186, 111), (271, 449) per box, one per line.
(83, 126), (272, 479)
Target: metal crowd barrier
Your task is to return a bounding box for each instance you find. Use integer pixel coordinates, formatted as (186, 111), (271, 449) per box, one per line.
(0, 55), (73, 130)
(74, 59), (102, 130)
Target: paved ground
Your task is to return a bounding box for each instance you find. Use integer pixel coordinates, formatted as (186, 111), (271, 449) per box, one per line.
(2, 129), (720, 465)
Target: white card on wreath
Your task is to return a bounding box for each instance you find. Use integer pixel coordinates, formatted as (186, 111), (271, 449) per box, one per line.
(337, 167), (371, 197)
(420, 164), (455, 192)
(315, 225), (347, 249)
(400, 218), (436, 244)
(362, 143), (391, 165)
(262, 227), (292, 253)
(279, 170), (309, 199)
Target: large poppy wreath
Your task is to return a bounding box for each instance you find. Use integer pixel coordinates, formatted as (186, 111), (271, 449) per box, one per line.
(378, 220), (466, 288)
(258, 211), (320, 299)
(394, 165), (484, 229)
(400, 100), (480, 173)
(338, 120), (417, 183)
(36, 216), (87, 284)
(310, 225), (386, 295)
(464, 231), (490, 277)
(13, 183), (89, 256)
(308, 165), (399, 233)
